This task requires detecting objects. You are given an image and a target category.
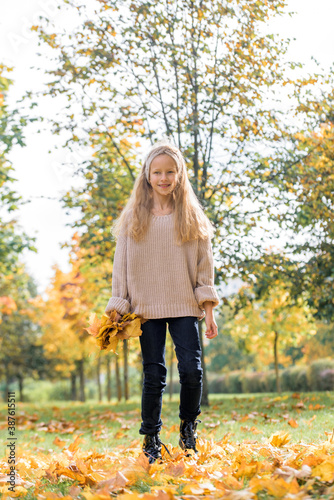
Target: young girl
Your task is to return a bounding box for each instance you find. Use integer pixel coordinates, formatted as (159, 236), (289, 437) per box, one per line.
(105, 140), (219, 463)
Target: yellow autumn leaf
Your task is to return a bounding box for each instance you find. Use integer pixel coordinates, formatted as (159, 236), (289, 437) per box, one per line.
(250, 476), (300, 497)
(84, 310), (143, 352)
(122, 317), (143, 338)
(104, 336), (119, 353)
(311, 460), (334, 482)
(269, 431), (291, 447)
(234, 461), (259, 479)
(97, 324), (117, 337)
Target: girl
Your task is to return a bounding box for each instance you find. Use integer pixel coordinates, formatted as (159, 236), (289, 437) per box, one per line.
(105, 140), (219, 463)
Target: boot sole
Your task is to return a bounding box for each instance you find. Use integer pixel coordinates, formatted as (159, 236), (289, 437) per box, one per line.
(143, 452), (162, 464)
(179, 438), (197, 454)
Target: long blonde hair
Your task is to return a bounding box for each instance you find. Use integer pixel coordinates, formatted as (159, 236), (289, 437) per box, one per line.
(111, 140), (215, 245)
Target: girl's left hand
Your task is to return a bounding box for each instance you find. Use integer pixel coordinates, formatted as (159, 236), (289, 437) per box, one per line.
(205, 314), (218, 339)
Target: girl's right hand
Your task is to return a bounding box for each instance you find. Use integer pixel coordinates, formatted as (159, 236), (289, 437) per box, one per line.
(108, 311), (122, 323)
(114, 312), (122, 323)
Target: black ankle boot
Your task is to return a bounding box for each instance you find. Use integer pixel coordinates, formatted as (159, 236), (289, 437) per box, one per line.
(179, 419), (201, 454)
(142, 433), (162, 464)
(142, 432), (171, 463)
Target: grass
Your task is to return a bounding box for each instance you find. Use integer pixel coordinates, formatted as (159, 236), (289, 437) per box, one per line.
(21, 478), (75, 500)
(1, 392), (334, 499)
(1, 391), (334, 459)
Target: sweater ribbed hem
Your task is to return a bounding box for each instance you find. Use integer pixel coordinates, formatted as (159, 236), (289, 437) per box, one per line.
(130, 302), (204, 320)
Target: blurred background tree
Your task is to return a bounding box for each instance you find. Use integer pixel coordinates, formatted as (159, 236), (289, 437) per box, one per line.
(2, 1), (333, 400)
(31, 0), (317, 403)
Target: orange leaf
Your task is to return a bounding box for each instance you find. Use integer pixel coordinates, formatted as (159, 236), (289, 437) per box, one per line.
(53, 436), (66, 447)
(269, 431), (291, 447)
(0, 296), (17, 314)
(309, 404), (325, 410)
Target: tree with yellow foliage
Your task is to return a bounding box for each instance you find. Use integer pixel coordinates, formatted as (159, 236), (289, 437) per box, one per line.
(271, 75), (334, 323)
(230, 280), (316, 392)
(28, 265), (92, 401)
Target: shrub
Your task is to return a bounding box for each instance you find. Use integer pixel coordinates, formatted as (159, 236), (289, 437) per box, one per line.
(208, 375), (229, 393)
(281, 366), (309, 392)
(165, 380), (181, 394)
(318, 369), (334, 391)
(264, 371), (277, 392)
(241, 372), (267, 393)
(226, 371), (243, 394)
(48, 381), (72, 401)
(307, 359), (334, 391)
(206, 358), (334, 394)
(20, 379), (65, 402)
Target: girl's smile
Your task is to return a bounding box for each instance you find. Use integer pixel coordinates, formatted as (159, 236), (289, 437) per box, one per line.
(149, 154), (178, 197)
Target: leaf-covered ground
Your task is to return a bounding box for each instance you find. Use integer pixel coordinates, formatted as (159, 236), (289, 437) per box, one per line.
(1, 392), (334, 499)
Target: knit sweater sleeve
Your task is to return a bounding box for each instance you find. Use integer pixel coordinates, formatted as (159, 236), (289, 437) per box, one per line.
(194, 236), (220, 309)
(105, 234), (131, 316)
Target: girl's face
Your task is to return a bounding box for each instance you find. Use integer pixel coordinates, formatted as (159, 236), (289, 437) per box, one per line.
(149, 154), (178, 196)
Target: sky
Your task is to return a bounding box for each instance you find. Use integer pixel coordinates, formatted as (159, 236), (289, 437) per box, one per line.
(1, 0), (334, 294)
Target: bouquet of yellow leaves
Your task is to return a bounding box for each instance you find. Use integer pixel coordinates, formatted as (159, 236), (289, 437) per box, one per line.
(84, 309), (144, 353)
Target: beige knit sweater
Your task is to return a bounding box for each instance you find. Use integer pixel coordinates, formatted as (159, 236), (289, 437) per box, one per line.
(105, 212), (220, 320)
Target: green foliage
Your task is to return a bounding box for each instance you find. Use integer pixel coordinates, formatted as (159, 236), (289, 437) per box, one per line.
(0, 222), (34, 279)
(228, 280), (316, 391)
(18, 0), (334, 390)
(30, 0), (311, 283)
(272, 76), (334, 322)
(0, 66), (40, 388)
(0, 270), (44, 386)
(0, 63), (36, 284)
(48, 381), (73, 402)
(61, 143), (136, 267)
(205, 306), (255, 373)
(1, 379), (59, 403)
(301, 321), (334, 363)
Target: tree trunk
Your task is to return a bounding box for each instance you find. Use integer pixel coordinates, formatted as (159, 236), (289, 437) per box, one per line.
(123, 340), (129, 400)
(169, 341), (174, 400)
(17, 375), (24, 402)
(77, 358), (86, 402)
(274, 330), (281, 393)
(199, 320), (209, 406)
(115, 355), (122, 401)
(106, 354), (112, 402)
(97, 355), (102, 402)
(70, 371), (77, 401)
